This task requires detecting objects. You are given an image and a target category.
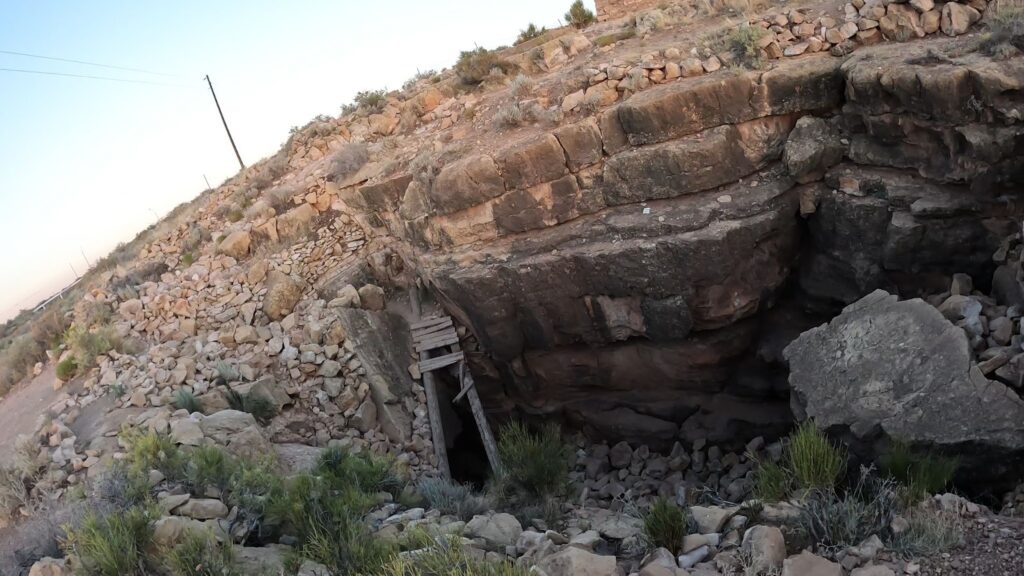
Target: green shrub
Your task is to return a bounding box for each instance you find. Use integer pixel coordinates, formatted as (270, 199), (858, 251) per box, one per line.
(565, 0), (596, 29)
(495, 421), (570, 504)
(879, 442), (957, 504)
(109, 382), (127, 398)
(67, 324), (121, 367)
(0, 334), (44, 391)
(516, 23), (547, 45)
(95, 461), (153, 509)
(402, 69), (439, 92)
(174, 389), (202, 414)
(180, 252), (195, 267)
(889, 508), (963, 558)
(227, 455), (283, 539)
(266, 474), (391, 574)
(0, 466), (30, 521)
(642, 498), (689, 554)
(56, 357), (78, 381)
(123, 430), (186, 482)
(13, 434), (42, 480)
(725, 25), (768, 68)
(64, 507), (154, 576)
(326, 143), (370, 182)
(418, 477), (490, 521)
(796, 476), (899, 557)
(509, 73), (534, 98)
(455, 48), (517, 85)
(348, 89), (388, 114)
(980, 7), (1024, 58)
(377, 534), (529, 576)
(753, 459), (791, 502)
(186, 445), (236, 496)
(166, 530), (239, 576)
(788, 421), (846, 491)
(316, 446), (405, 497)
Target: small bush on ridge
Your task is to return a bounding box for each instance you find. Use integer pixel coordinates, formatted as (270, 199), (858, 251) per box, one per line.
(565, 0), (596, 29)
(516, 23), (547, 45)
(725, 25), (768, 69)
(455, 48), (517, 85)
(980, 8), (1024, 58)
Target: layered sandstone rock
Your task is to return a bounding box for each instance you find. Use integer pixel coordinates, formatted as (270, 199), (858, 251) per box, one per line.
(329, 41), (1024, 445)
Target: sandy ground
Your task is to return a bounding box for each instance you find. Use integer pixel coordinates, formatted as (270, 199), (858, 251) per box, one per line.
(0, 366), (63, 463)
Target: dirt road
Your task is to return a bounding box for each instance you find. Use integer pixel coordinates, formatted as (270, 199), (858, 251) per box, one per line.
(0, 365), (62, 463)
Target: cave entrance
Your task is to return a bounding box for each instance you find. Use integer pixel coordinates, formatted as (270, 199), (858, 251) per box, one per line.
(434, 369), (492, 488)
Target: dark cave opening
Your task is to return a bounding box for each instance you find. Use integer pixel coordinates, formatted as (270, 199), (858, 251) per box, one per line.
(434, 369), (492, 488)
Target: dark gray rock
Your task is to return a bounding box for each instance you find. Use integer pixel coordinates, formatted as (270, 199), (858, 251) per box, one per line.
(785, 290), (1024, 488)
(783, 116), (844, 183)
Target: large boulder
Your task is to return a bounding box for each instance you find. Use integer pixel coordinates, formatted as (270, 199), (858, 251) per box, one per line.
(263, 271), (305, 321)
(534, 546), (618, 576)
(782, 116), (843, 183)
(198, 410), (271, 458)
(218, 230), (251, 259)
(464, 513), (523, 550)
(276, 203), (317, 240)
(28, 558), (69, 576)
(785, 290), (1024, 487)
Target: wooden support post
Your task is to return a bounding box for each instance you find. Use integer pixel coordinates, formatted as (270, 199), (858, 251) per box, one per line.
(459, 366), (503, 475)
(411, 290), (451, 479)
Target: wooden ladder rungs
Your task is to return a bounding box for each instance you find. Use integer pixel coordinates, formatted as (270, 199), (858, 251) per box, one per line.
(415, 333), (460, 352)
(413, 323), (456, 341)
(411, 316), (452, 331)
(418, 351), (464, 372)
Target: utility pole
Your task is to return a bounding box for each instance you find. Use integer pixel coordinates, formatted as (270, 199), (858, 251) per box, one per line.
(203, 174), (212, 190)
(68, 263), (79, 279)
(79, 248), (91, 269)
(204, 75), (245, 171)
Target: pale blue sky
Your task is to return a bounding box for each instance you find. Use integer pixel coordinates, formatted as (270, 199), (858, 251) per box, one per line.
(0, 0), (591, 321)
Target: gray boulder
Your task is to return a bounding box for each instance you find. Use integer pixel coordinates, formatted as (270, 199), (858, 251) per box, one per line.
(785, 290), (1024, 487)
(782, 116), (843, 183)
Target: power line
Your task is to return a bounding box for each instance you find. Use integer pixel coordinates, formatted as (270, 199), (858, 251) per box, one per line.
(0, 66), (192, 87)
(0, 49), (176, 77)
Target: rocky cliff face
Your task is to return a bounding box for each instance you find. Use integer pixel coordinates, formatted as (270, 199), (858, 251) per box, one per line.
(335, 39), (1024, 448)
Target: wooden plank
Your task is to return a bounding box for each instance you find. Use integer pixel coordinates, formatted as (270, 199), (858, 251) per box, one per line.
(450, 344), (501, 474)
(456, 357), (503, 475)
(418, 351), (464, 372)
(413, 325), (457, 343)
(411, 292), (450, 480)
(415, 333), (460, 352)
(453, 362), (471, 403)
(411, 316), (452, 331)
